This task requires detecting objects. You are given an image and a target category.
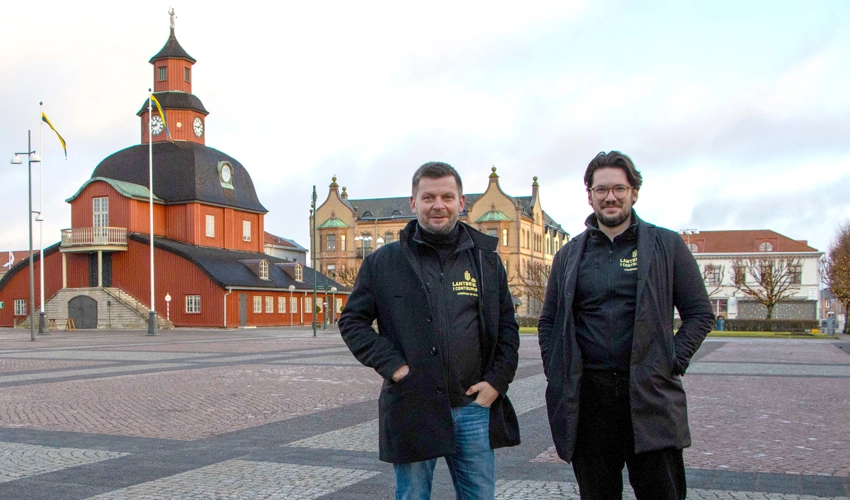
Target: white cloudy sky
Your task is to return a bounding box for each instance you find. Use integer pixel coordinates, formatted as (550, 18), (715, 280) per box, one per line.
(2, 1), (849, 255)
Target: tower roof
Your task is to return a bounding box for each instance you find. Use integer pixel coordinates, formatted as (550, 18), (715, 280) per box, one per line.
(136, 91), (208, 117)
(149, 28), (196, 64)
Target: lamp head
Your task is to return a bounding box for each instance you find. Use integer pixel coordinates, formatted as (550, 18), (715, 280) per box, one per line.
(10, 155), (22, 165)
(29, 153), (41, 163)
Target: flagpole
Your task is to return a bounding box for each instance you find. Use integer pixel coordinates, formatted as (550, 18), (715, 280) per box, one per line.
(147, 89), (157, 335)
(37, 102), (47, 334)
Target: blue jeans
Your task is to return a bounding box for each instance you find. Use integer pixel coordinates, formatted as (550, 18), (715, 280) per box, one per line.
(394, 401), (495, 500)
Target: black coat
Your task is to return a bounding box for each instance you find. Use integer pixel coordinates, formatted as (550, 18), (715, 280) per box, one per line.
(339, 220), (521, 463)
(538, 216), (714, 462)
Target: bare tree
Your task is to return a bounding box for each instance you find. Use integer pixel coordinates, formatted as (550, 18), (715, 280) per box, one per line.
(824, 223), (850, 333)
(334, 265), (360, 289)
(511, 261), (550, 315)
(731, 257), (802, 319)
(700, 263), (726, 298)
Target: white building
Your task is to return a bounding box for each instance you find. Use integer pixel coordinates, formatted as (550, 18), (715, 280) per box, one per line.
(683, 230), (823, 320)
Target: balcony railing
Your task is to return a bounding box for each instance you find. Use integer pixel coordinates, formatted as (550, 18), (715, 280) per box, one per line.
(61, 227), (128, 248)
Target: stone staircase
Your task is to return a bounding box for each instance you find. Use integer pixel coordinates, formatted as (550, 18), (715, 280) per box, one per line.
(16, 287), (173, 330)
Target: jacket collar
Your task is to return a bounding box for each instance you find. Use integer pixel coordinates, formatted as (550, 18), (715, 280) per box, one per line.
(400, 219), (497, 253)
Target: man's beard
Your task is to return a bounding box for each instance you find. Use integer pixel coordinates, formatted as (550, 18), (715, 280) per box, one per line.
(596, 204), (631, 228)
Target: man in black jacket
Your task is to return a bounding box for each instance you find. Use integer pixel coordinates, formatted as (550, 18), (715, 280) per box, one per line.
(339, 162), (520, 500)
(538, 151), (714, 500)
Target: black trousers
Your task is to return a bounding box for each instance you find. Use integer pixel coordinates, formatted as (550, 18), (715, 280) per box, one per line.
(571, 370), (687, 500)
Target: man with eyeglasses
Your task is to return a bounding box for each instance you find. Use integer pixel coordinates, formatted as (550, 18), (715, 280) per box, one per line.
(538, 151), (714, 499)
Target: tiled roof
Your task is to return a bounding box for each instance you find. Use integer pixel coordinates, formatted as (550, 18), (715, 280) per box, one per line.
(263, 232), (307, 252)
(683, 230), (819, 253)
(92, 142), (267, 213)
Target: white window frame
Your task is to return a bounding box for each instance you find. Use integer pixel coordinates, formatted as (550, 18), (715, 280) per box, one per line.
(243, 220), (252, 242)
(295, 264), (303, 281)
(341, 234), (346, 251)
(259, 260), (269, 280)
(290, 296), (298, 313)
(265, 296), (274, 314)
(93, 197), (109, 228)
(13, 299), (27, 316)
(253, 296), (262, 313)
(278, 296), (286, 313)
(205, 214), (215, 238)
(185, 295), (201, 314)
(326, 264), (336, 278)
(305, 297), (313, 313)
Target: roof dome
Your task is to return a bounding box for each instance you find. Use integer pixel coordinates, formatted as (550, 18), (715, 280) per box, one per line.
(91, 141), (267, 213)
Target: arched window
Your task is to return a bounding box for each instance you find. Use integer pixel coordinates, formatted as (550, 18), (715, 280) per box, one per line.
(758, 241), (773, 252)
(259, 260), (269, 280)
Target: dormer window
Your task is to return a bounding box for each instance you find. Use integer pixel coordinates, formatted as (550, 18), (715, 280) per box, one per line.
(259, 260), (269, 280)
(295, 264), (303, 281)
(158, 67), (167, 81)
(758, 241), (773, 252)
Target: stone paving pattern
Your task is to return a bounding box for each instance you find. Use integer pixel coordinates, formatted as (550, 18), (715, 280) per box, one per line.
(0, 328), (846, 499)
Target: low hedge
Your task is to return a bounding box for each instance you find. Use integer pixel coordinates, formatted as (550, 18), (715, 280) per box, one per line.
(515, 315), (540, 328)
(674, 318), (818, 332)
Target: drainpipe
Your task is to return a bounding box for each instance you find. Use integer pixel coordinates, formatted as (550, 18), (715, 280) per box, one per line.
(224, 289), (232, 328)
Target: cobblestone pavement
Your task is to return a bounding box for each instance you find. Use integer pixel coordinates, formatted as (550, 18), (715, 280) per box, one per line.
(0, 328), (847, 499)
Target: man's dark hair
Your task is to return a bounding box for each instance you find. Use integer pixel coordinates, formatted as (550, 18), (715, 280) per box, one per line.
(412, 161), (463, 196)
(584, 151), (643, 190)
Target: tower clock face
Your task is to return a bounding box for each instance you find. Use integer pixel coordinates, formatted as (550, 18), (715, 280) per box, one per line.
(150, 115), (164, 136)
(193, 117), (204, 137)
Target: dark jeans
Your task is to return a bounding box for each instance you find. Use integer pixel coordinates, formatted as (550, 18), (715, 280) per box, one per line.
(572, 370), (686, 500)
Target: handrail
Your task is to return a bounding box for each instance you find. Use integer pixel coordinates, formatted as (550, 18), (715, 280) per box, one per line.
(61, 227), (128, 247)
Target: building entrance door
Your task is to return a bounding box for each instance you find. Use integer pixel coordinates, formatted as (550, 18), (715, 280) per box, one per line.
(239, 293), (247, 326)
(68, 295), (98, 329)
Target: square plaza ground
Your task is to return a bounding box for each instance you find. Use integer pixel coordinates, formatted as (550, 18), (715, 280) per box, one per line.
(0, 328), (847, 499)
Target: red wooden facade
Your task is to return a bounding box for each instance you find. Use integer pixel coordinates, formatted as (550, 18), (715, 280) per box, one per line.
(0, 25), (346, 330)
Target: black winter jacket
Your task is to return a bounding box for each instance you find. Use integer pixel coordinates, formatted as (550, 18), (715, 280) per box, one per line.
(339, 220), (521, 463)
(538, 215), (714, 462)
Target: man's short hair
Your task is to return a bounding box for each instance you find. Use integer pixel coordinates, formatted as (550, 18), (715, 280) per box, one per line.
(584, 151), (643, 190)
(412, 161), (463, 196)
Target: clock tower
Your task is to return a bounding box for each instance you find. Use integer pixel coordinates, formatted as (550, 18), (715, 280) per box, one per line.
(138, 9), (209, 145)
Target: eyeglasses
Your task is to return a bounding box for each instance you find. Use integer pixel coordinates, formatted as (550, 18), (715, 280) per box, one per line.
(588, 185), (632, 200)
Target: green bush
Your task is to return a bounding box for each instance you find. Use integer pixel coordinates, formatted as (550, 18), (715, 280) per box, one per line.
(724, 319), (818, 332)
(675, 317), (818, 332)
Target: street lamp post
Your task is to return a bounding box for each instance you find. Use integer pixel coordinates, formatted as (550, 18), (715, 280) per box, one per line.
(10, 130), (42, 342)
(330, 286), (337, 325)
(289, 285), (295, 327)
(164, 293), (171, 322)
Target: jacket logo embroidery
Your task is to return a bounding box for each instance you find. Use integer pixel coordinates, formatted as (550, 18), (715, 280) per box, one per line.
(453, 271), (479, 297)
(620, 249), (638, 272)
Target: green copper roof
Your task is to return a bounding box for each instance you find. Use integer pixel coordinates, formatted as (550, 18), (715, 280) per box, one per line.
(66, 177), (163, 203)
(475, 210), (512, 222)
(318, 216), (350, 229)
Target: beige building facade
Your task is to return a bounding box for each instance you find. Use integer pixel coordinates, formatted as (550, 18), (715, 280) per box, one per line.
(311, 167), (569, 315)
